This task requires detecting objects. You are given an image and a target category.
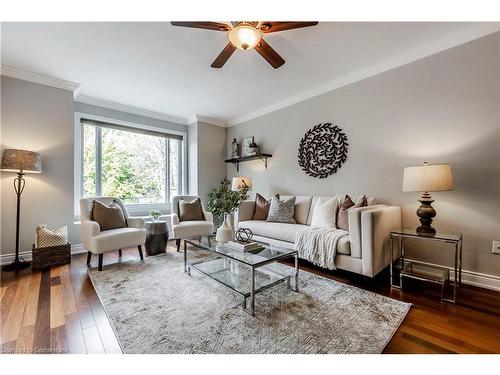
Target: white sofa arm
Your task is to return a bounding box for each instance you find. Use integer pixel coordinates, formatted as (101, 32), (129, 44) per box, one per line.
(203, 210), (214, 224)
(235, 200), (255, 229)
(348, 204), (387, 258)
(360, 206), (401, 277)
(171, 213), (180, 226)
(82, 220), (100, 252)
(127, 217), (145, 229)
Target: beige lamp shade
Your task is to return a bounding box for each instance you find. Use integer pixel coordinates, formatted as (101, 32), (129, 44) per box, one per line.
(0, 149), (42, 174)
(402, 163), (453, 192)
(231, 176), (253, 192)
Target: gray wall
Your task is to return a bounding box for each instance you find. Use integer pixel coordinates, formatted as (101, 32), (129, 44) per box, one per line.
(227, 33), (500, 277)
(1, 76), (76, 254)
(187, 121), (227, 205)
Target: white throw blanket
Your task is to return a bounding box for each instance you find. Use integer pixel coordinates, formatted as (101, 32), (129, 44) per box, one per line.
(295, 227), (349, 270)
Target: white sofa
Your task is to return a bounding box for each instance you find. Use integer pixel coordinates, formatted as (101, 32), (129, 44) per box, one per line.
(235, 195), (401, 277)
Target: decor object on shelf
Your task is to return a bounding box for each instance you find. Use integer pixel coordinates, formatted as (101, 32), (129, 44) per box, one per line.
(170, 21), (318, 69)
(241, 136), (258, 157)
(149, 209), (162, 222)
(0, 148), (42, 271)
(230, 138), (240, 159)
(402, 162), (453, 234)
(297, 123), (349, 179)
(231, 176), (253, 193)
(145, 220), (169, 256)
(235, 228), (253, 243)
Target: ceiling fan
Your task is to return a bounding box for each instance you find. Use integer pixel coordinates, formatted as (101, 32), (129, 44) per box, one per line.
(170, 21), (318, 69)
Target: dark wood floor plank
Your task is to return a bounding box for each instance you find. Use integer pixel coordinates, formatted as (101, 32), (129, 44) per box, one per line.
(32, 268), (51, 353)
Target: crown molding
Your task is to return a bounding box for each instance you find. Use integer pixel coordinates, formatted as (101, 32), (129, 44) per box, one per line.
(1, 65), (81, 97)
(196, 114), (227, 128)
(227, 23), (500, 126)
(75, 95), (189, 125)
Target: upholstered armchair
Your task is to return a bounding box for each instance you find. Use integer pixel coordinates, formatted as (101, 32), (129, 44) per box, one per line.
(171, 195), (214, 251)
(80, 197), (147, 271)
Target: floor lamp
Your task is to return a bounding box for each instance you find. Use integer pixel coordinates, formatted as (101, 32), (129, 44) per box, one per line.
(1, 149), (42, 271)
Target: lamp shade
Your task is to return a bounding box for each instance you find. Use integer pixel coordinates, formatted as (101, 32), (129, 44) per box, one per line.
(402, 163), (453, 192)
(0, 149), (42, 174)
(231, 176), (253, 192)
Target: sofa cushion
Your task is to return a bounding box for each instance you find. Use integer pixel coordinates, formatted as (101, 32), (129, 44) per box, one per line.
(281, 195), (312, 224)
(337, 195), (367, 231)
(239, 220), (308, 243)
(267, 196), (296, 224)
(253, 193), (278, 220)
(310, 197), (338, 228)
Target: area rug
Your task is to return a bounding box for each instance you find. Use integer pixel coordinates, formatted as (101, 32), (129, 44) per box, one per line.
(88, 250), (410, 354)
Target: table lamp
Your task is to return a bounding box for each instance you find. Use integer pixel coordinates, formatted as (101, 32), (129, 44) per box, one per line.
(1, 149), (42, 271)
(231, 176), (253, 193)
(402, 162), (453, 234)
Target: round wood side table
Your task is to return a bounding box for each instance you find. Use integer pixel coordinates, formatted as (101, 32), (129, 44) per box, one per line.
(145, 221), (169, 256)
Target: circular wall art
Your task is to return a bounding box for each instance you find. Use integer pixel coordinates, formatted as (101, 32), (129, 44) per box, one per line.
(297, 123), (349, 179)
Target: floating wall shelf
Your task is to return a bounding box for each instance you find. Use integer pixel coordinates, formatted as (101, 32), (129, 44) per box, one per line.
(224, 153), (272, 172)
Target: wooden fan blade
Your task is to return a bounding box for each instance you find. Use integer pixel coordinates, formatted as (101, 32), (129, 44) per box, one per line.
(170, 22), (231, 31)
(211, 42), (237, 68)
(258, 22), (318, 33)
(254, 39), (285, 69)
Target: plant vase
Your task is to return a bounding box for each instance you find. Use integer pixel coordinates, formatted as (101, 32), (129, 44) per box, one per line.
(216, 214), (233, 243)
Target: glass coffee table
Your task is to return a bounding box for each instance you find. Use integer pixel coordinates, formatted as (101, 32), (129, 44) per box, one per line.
(183, 237), (299, 316)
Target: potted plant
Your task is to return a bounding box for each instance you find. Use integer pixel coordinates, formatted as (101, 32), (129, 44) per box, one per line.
(208, 178), (248, 242)
(149, 209), (162, 222)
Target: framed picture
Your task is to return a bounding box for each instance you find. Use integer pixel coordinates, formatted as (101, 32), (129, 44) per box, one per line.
(241, 136), (254, 157)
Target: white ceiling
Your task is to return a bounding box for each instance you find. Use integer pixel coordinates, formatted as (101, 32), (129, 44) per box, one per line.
(2, 22), (499, 125)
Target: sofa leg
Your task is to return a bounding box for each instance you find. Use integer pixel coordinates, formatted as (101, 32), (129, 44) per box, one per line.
(138, 245), (144, 261)
(176, 239), (181, 252)
(118, 249), (122, 257)
(98, 254), (103, 271)
(86, 251), (92, 265)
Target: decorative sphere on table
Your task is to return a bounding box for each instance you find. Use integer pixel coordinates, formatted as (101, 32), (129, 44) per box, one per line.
(236, 228), (253, 243)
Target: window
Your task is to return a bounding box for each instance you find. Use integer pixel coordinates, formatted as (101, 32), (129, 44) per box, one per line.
(78, 117), (184, 211)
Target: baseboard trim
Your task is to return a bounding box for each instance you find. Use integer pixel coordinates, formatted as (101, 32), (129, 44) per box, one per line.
(0, 244), (87, 265)
(406, 258), (500, 292)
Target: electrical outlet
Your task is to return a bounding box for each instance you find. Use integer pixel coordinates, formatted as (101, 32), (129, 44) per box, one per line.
(493, 240), (500, 254)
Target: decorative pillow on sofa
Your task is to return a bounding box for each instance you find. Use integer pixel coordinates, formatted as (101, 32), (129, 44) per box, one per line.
(253, 193), (279, 220)
(267, 196), (296, 224)
(179, 198), (205, 221)
(310, 197), (338, 228)
(336, 195), (367, 231)
(91, 200), (127, 231)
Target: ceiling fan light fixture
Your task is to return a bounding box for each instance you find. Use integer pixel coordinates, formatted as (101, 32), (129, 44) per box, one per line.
(228, 24), (261, 50)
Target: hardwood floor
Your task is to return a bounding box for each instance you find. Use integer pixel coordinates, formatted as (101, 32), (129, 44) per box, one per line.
(1, 242), (499, 354)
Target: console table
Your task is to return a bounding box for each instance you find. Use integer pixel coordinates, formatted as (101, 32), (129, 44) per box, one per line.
(390, 229), (463, 303)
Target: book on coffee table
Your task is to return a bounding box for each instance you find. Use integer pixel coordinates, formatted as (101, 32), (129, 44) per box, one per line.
(226, 240), (264, 252)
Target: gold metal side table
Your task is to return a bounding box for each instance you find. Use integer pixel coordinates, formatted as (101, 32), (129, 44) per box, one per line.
(390, 229), (463, 303)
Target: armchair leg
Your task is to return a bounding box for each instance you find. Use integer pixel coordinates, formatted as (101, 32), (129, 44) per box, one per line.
(86, 251), (92, 265)
(176, 239), (181, 252)
(98, 254), (103, 271)
(118, 249), (122, 257)
(207, 236), (211, 246)
(138, 245), (144, 261)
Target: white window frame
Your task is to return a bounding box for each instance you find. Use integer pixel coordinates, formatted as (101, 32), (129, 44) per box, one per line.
(74, 112), (187, 218)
